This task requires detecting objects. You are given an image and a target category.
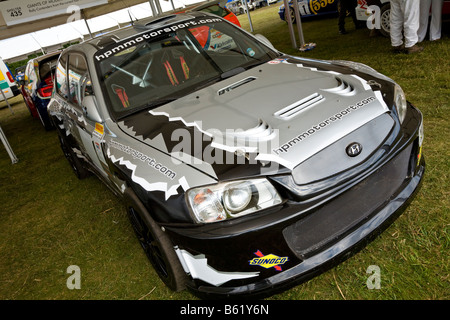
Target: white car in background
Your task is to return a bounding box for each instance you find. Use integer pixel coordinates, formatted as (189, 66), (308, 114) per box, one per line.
(0, 58), (21, 102)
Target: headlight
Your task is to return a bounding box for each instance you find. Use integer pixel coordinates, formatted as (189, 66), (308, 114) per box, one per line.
(223, 182), (252, 213)
(394, 84), (407, 123)
(187, 178), (282, 223)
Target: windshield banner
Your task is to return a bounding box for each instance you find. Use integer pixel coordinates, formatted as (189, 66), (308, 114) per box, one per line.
(94, 17), (222, 62)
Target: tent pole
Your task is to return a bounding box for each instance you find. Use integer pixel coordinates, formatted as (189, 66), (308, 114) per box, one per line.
(81, 11), (94, 39)
(282, 0), (296, 48)
(0, 123), (18, 164)
(154, 0), (163, 15)
(0, 87), (13, 115)
(169, 0), (176, 11)
(148, 0), (157, 16)
(243, 1), (253, 33)
(292, 0), (305, 47)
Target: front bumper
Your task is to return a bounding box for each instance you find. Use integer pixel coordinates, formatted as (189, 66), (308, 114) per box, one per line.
(164, 105), (425, 299)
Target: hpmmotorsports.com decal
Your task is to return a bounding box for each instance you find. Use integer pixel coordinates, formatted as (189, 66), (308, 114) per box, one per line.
(109, 140), (177, 180)
(107, 140), (189, 199)
(273, 96), (377, 155)
(94, 17), (223, 62)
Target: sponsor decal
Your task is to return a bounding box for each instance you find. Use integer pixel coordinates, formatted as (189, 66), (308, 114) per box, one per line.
(268, 58), (288, 64)
(273, 96), (377, 155)
(109, 140), (177, 180)
(249, 250), (288, 271)
(95, 123), (104, 135)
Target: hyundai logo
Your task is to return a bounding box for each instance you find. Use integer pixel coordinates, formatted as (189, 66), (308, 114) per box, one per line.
(346, 142), (363, 157)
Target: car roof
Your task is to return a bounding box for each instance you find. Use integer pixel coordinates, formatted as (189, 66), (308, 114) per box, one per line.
(33, 50), (62, 62)
(188, 0), (227, 11)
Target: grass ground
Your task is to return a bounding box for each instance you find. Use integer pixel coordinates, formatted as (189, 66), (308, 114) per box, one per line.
(0, 5), (448, 300)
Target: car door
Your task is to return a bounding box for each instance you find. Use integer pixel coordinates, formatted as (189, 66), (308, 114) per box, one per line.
(66, 52), (109, 178)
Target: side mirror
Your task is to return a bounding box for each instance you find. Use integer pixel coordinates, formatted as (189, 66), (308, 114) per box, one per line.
(82, 95), (102, 123)
(255, 34), (276, 51)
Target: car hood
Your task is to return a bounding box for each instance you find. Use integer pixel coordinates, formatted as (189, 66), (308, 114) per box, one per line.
(118, 57), (390, 175)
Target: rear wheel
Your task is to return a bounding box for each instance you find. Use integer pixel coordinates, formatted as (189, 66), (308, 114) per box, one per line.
(127, 206), (186, 291)
(285, 8), (296, 24)
(58, 135), (90, 179)
(379, 3), (391, 38)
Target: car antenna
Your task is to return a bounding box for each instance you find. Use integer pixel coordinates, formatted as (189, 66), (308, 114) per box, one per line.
(128, 9), (137, 25)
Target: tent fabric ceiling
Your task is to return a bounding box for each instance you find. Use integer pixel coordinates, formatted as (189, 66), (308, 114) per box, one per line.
(0, 0), (203, 61)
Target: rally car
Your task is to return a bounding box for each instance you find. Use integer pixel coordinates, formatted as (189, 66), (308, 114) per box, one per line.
(21, 51), (60, 129)
(48, 11), (425, 298)
(279, 0), (338, 23)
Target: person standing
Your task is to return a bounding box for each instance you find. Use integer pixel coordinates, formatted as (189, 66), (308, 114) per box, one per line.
(418, 0), (444, 42)
(338, 0), (359, 34)
(390, 0), (423, 54)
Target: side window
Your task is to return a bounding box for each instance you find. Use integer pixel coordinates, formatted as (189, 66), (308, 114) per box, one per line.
(55, 54), (68, 99)
(68, 53), (91, 108)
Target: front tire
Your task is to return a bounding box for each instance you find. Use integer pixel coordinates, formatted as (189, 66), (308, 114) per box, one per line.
(127, 205), (186, 292)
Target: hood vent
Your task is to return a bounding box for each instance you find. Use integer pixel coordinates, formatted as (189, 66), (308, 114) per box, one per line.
(322, 77), (356, 96)
(217, 77), (257, 96)
(224, 119), (275, 142)
(274, 93), (324, 120)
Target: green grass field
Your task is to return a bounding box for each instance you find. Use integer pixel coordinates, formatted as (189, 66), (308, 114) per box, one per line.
(0, 5), (448, 300)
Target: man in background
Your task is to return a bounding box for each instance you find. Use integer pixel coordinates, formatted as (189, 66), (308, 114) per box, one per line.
(390, 0), (423, 54)
(418, 0), (444, 42)
(338, 0), (359, 34)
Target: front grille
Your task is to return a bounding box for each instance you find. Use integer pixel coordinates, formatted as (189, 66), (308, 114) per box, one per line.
(283, 144), (412, 259)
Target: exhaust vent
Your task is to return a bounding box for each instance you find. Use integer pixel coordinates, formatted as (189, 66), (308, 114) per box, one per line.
(274, 93), (324, 120)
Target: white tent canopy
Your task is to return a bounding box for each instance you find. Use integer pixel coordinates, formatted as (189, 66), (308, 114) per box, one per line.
(0, 0), (204, 62)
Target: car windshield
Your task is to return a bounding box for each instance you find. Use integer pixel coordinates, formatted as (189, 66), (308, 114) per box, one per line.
(95, 16), (278, 119)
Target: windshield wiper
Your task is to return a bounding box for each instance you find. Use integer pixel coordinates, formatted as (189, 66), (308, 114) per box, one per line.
(221, 67), (245, 79)
(191, 74), (221, 91)
(220, 60), (268, 80)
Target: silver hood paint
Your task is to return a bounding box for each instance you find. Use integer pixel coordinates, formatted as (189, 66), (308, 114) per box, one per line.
(142, 58), (390, 170)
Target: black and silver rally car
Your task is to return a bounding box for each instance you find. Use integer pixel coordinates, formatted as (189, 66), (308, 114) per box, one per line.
(48, 12), (425, 298)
